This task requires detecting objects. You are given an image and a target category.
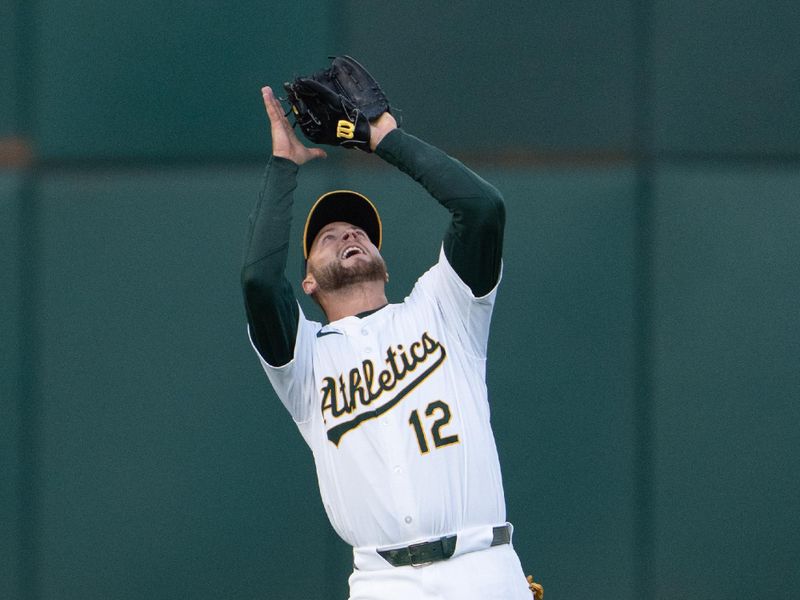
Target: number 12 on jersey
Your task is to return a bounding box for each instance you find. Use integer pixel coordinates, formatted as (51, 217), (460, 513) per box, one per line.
(408, 400), (460, 454)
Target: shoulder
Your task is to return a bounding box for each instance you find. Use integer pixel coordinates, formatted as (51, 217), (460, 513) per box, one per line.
(409, 246), (483, 295)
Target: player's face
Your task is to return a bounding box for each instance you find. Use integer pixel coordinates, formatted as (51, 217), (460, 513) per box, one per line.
(306, 221), (387, 292)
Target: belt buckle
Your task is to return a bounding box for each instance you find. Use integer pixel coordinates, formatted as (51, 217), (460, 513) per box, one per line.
(408, 540), (437, 567)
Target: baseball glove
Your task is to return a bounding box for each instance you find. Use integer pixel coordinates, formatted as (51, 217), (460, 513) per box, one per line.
(283, 55), (391, 152)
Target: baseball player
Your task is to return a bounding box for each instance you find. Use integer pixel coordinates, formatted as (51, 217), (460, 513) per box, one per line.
(241, 80), (536, 599)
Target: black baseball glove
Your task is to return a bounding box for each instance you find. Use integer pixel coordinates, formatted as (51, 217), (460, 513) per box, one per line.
(283, 56), (391, 152)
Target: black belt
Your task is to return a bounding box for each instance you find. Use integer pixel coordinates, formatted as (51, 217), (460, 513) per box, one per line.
(377, 524), (511, 567)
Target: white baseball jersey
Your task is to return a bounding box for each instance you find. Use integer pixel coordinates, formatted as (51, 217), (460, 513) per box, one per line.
(252, 247), (506, 549)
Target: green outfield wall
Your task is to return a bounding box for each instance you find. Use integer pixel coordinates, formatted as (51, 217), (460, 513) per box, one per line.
(2, 1), (798, 599)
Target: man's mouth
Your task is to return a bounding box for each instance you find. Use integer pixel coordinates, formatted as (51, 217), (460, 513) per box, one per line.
(340, 246), (365, 260)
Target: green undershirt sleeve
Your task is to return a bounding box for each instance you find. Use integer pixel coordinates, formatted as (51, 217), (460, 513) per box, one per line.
(241, 130), (503, 365)
(375, 129), (505, 297)
(241, 156), (301, 367)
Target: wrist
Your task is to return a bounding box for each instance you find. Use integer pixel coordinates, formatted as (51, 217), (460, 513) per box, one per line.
(272, 150), (299, 165)
(369, 113), (398, 151)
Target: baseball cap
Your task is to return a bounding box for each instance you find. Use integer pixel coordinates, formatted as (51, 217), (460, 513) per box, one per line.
(303, 190), (382, 260)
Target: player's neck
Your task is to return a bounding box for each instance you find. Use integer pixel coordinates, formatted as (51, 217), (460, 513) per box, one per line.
(320, 281), (388, 322)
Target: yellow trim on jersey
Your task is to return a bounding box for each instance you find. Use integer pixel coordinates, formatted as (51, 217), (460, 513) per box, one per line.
(325, 341), (447, 446)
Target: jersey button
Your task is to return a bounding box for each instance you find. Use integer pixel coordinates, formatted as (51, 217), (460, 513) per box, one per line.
(404, 516), (413, 524)
(361, 328), (369, 336)
(364, 347), (372, 354)
(393, 465), (402, 474)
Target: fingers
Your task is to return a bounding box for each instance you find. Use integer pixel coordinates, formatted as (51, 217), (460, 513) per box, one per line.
(262, 85), (295, 142)
(260, 84), (326, 164)
(261, 86), (285, 124)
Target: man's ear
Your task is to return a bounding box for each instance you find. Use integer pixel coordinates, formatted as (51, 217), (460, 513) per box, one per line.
(302, 272), (317, 296)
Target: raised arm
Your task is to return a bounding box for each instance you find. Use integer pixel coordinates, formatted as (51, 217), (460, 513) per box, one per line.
(372, 120), (505, 297)
(240, 87), (326, 366)
(277, 56), (503, 297)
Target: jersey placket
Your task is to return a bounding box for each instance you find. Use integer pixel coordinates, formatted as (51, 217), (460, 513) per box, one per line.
(358, 322), (420, 536)
(376, 327), (418, 538)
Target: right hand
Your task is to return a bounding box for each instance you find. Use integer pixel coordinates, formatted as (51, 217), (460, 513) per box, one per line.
(261, 86), (327, 165)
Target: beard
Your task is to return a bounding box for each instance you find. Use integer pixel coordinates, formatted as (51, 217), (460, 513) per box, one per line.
(311, 254), (388, 293)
